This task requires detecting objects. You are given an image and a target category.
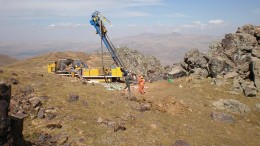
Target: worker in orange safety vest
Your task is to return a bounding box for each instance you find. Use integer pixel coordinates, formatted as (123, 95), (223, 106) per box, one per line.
(138, 75), (145, 94)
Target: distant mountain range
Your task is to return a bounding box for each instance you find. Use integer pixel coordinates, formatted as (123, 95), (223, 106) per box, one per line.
(0, 32), (221, 65)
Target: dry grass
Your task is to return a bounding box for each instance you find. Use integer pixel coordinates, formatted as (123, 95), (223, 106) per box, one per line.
(0, 53), (260, 145)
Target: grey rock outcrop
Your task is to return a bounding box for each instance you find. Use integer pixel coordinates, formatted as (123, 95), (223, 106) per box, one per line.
(116, 47), (165, 81)
(169, 24), (260, 96)
(211, 111), (235, 123)
(241, 80), (257, 97)
(183, 49), (209, 77)
(168, 65), (188, 78)
(212, 99), (251, 115)
(208, 25), (260, 96)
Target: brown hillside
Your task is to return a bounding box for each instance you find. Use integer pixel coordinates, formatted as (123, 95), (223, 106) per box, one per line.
(0, 54), (18, 66)
(0, 50), (259, 145)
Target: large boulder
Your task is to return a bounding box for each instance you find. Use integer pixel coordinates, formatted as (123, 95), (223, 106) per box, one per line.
(180, 49), (210, 77)
(168, 65), (187, 78)
(116, 47), (165, 81)
(241, 81), (257, 97)
(184, 49), (200, 65)
(184, 49), (209, 69)
(208, 57), (231, 77)
(212, 99), (251, 115)
(194, 68), (209, 78)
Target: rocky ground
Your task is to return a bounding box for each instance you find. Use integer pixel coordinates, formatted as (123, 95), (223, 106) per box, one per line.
(1, 62), (260, 145)
(169, 24), (260, 97)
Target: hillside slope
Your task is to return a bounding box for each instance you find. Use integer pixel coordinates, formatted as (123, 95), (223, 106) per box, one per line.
(4, 51), (114, 73)
(0, 54), (18, 66)
(1, 53), (259, 145)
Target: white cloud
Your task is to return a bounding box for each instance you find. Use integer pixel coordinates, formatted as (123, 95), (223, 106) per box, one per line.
(48, 24), (55, 27)
(209, 19), (224, 24)
(167, 13), (189, 18)
(181, 19), (226, 30)
(182, 21), (208, 29)
(47, 22), (86, 28)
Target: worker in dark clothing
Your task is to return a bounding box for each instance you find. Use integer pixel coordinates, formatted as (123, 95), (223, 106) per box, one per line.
(124, 75), (131, 93)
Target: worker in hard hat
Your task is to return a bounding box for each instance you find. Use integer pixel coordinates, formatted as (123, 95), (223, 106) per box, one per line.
(124, 74), (131, 93)
(138, 75), (145, 94)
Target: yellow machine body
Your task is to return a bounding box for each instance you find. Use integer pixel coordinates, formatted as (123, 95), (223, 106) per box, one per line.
(47, 63), (56, 73)
(47, 60), (123, 81)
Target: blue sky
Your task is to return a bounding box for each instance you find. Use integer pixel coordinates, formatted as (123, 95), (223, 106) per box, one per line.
(0, 0), (259, 42)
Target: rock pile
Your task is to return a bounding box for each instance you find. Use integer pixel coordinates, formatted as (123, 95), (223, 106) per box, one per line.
(169, 24), (260, 96)
(116, 47), (165, 81)
(9, 85), (50, 120)
(5, 82), (64, 145)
